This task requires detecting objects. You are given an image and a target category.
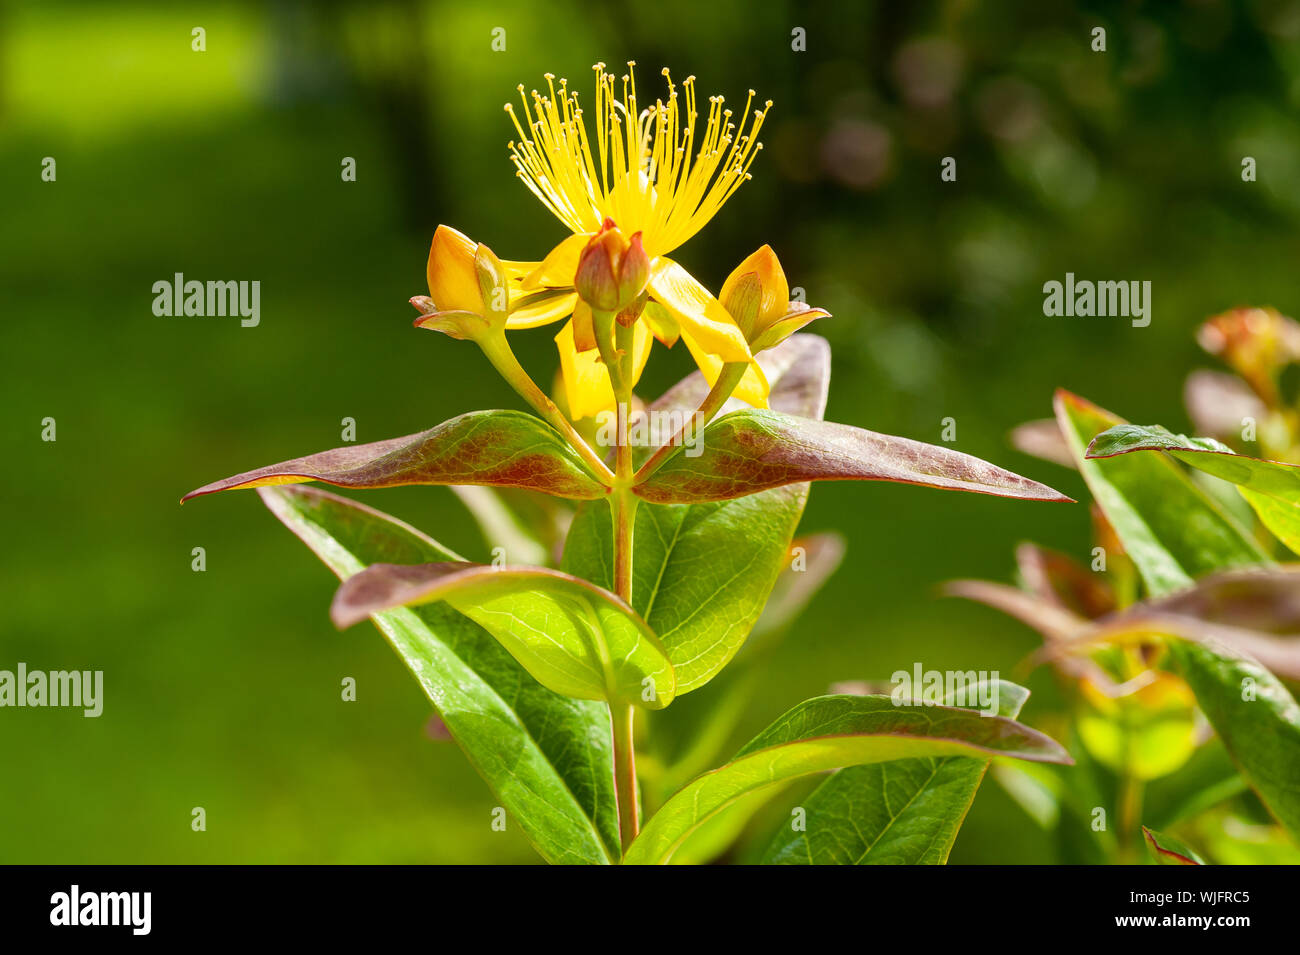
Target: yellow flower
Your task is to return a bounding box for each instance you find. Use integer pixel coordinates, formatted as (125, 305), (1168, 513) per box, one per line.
(501, 63), (774, 417)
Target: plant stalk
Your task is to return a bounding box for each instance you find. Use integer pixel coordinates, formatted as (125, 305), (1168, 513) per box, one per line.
(610, 702), (639, 850)
(477, 331), (616, 486)
(634, 361), (748, 483)
(605, 316), (641, 850)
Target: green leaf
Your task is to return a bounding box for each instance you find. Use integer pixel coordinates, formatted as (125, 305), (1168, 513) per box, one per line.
(331, 561), (675, 708)
(1168, 637), (1300, 839)
(1054, 390), (1268, 596)
(1087, 422), (1300, 555)
(1142, 826), (1205, 865)
(760, 680), (1031, 865)
(562, 335), (830, 694)
(183, 410), (609, 502)
(622, 693), (1071, 865)
(636, 409), (1074, 505)
(259, 485), (618, 863)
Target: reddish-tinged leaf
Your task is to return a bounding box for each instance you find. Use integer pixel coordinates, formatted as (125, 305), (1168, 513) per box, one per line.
(635, 410), (1074, 505)
(1015, 542), (1117, 619)
(943, 579), (1087, 643)
(1143, 826), (1205, 865)
(183, 410), (609, 502)
(1010, 418), (1076, 469)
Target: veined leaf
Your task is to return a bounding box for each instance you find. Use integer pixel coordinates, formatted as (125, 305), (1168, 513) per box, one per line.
(1054, 390), (1268, 596)
(1168, 637), (1300, 839)
(183, 410), (609, 502)
(622, 693), (1071, 865)
(760, 680), (1032, 865)
(636, 409), (1074, 505)
(1087, 422), (1300, 555)
(332, 562), (674, 708)
(563, 335), (829, 694)
(259, 485), (618, 863)
(1142, 826), (1205, 865)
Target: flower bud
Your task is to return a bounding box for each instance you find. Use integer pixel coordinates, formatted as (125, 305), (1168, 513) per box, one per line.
(720, 245), (829, 354)
(1197, 306), (1300, 406)
(413, 225), (508, 340)
(574, 219), (650, 313)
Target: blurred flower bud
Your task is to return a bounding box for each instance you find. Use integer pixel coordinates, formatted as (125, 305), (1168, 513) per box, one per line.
(1198, 306), (1300, 407)
(574, 219), (649, 313)
(720, 245), (830, 353)
(413, 225), (508, 340)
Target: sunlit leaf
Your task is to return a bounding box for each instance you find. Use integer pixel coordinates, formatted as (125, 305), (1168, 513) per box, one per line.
(1168, 637), (1300, 839)
(1087, 422), (1300, 555)
(760, 679), (1032, 865)
(331, 561), (674, 708)
(1054, 390), (1267, 595)
(622, 693), (1071, 865)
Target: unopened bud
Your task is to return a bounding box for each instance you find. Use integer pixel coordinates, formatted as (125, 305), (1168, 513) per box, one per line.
(574, 219), (649, 313)
(721, 245), (830, 353)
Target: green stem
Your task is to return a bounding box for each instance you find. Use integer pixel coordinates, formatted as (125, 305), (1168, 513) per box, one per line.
(1117, 772), (1144, 863)
(476, 331), (616, 486)
(634, 361), (747, 484)
(610, 702), (639, 849)
(602, 315), (641, 851)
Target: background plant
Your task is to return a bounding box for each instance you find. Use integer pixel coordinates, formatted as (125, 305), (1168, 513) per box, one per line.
(953, 307), (1300, 864)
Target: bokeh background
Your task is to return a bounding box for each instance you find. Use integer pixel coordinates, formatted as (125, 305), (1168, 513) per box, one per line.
(4, 0), (1300, 863)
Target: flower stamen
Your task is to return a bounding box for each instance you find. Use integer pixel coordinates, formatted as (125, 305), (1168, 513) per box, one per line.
(505, 62), (771, 258)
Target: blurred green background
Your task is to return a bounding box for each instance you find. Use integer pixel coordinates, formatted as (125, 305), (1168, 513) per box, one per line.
(4, 0), (1300, 863)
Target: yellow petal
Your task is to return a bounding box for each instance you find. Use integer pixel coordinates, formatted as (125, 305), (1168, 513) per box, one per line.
(648, 258), (752, 363)
(722, 245), (789, 329)
(571, 299), (598, 351)
(555, 318), (654, 420)
(426, 225), (484, 313)
(524, 233), (592, 289)
(555, 320), (614, 420)
(506, 290), (578, 329)
(642, 301), (681, 347)
(680, 330), (770, 408)
(627, 317), (655, 392)
(498, 258), (537, 281)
